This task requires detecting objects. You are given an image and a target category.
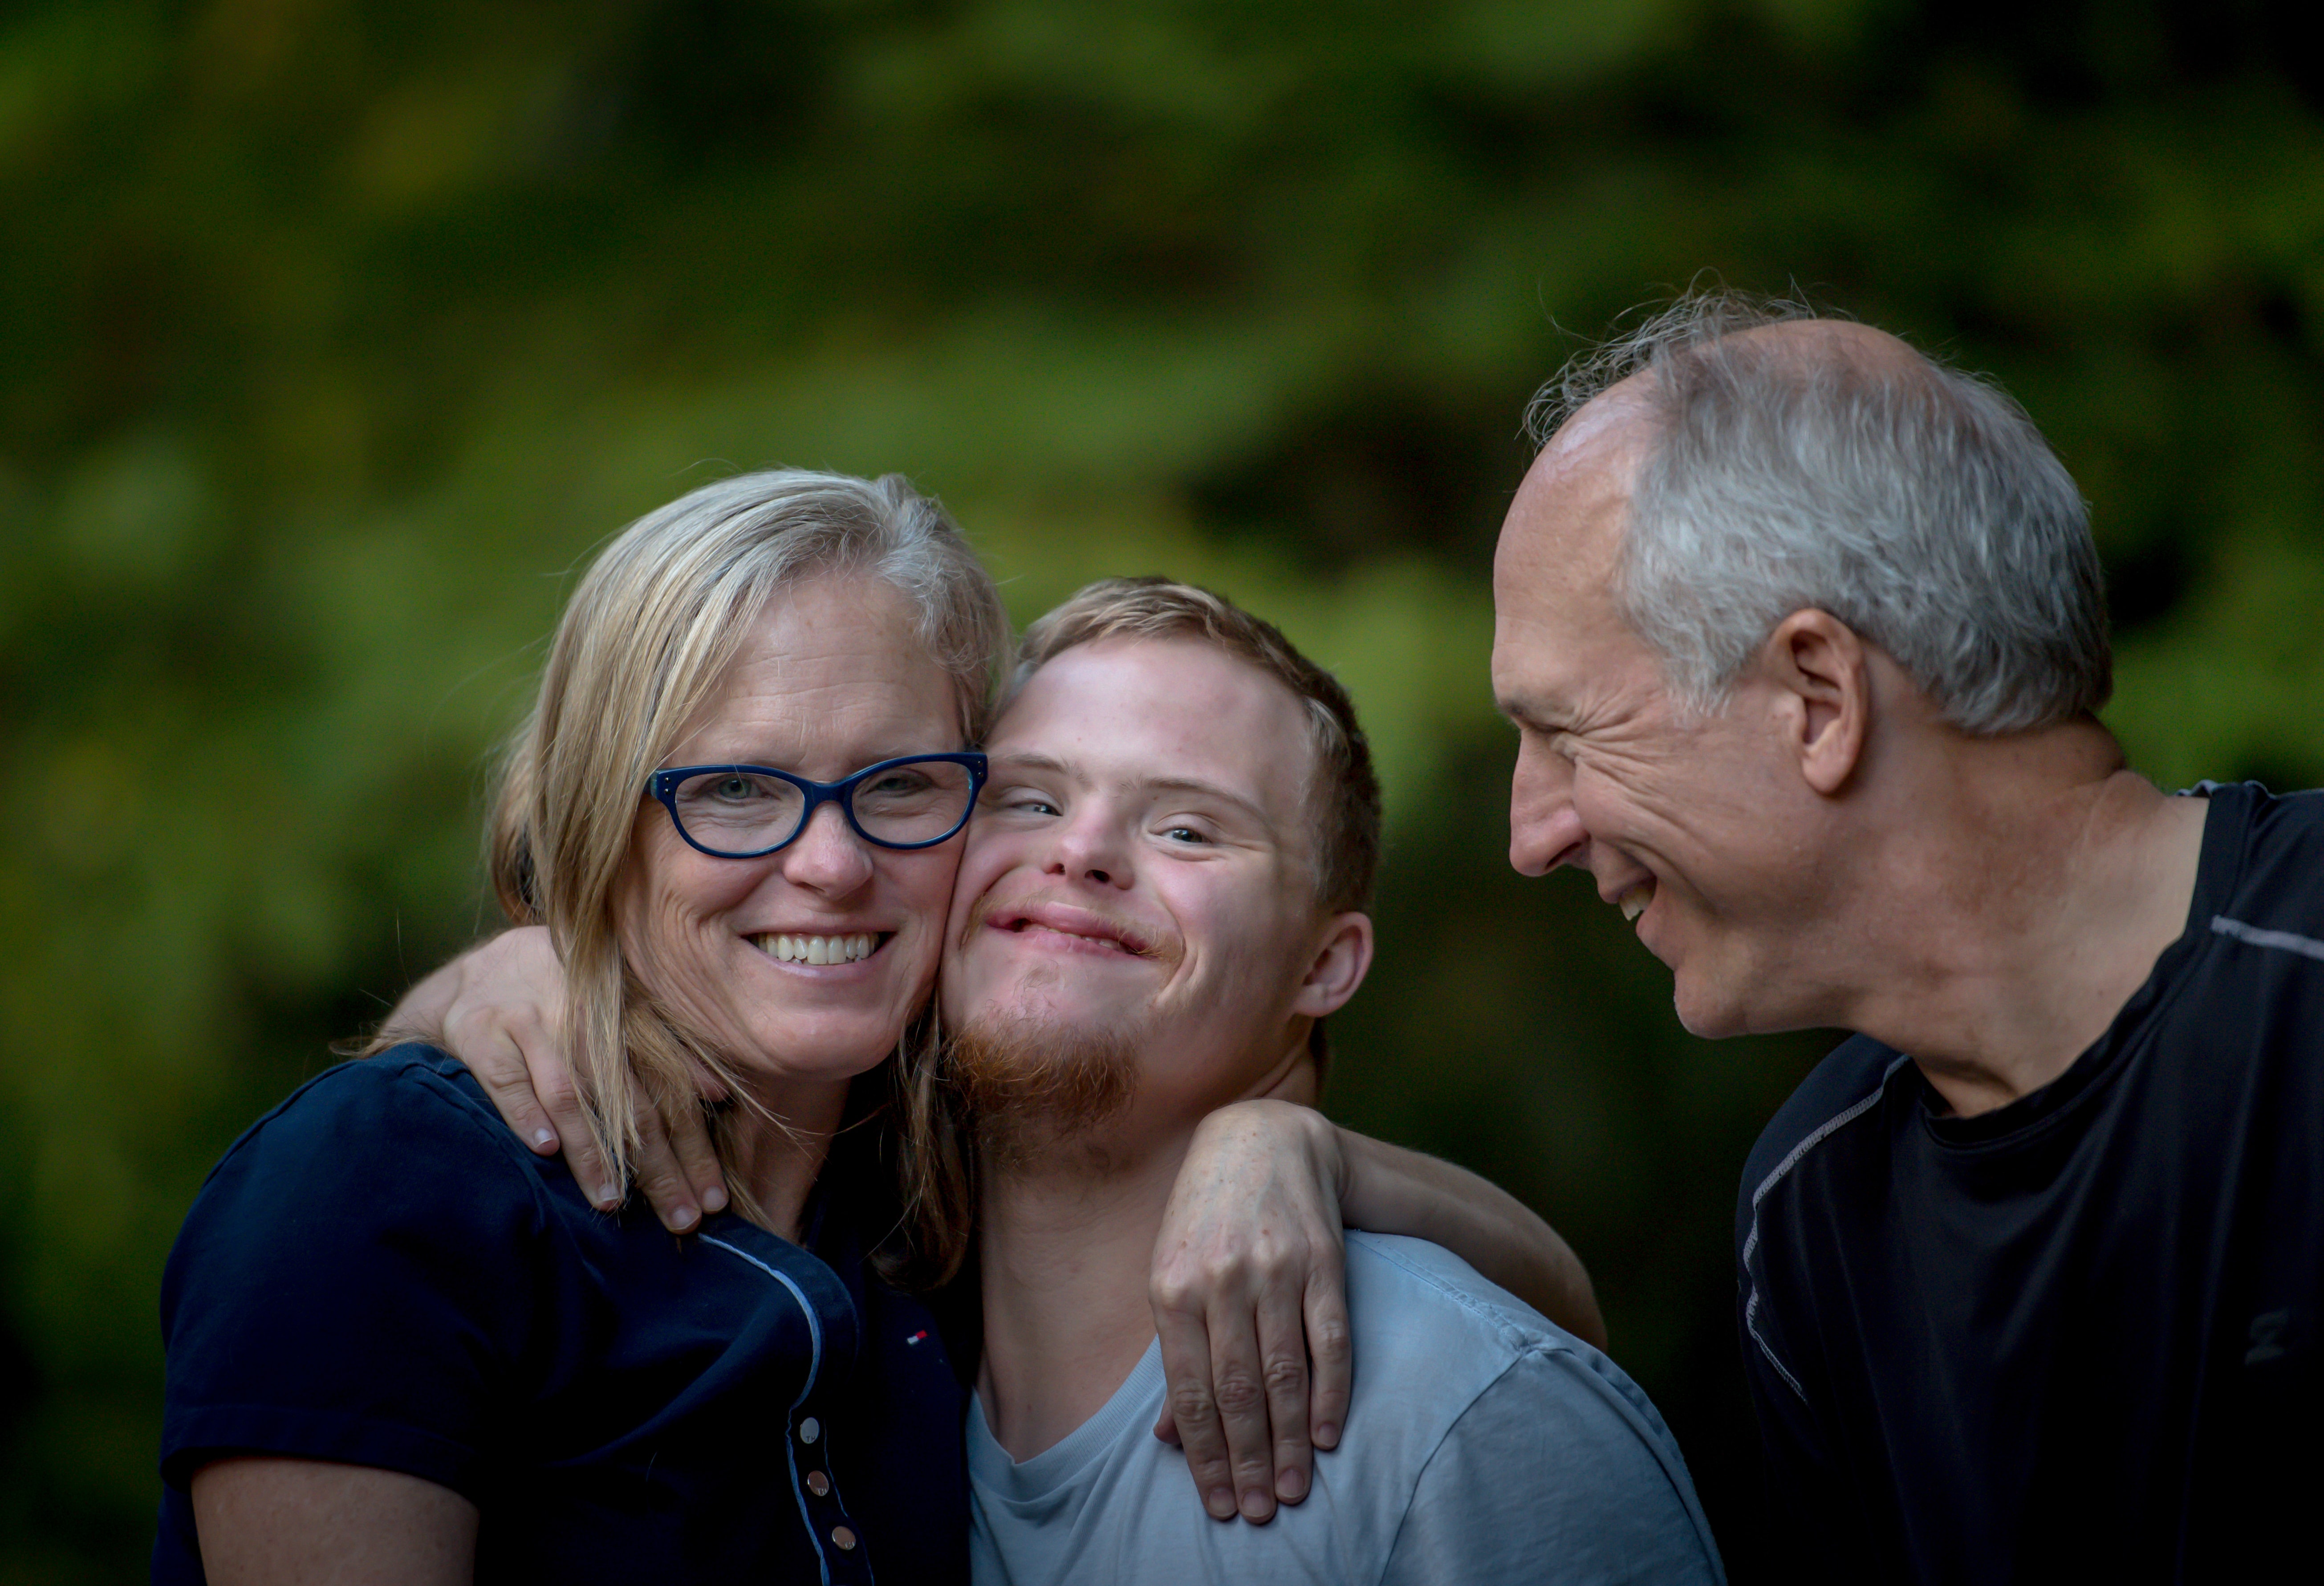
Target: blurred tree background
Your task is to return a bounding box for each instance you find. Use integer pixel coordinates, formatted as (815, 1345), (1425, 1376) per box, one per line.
(4, 0), (2322, 1577)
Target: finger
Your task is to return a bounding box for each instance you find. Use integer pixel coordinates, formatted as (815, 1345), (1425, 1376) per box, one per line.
(518, 1023), (614, 1209)
(1302, 1262), (1352, 1454)
(630, 1106), (703, 1233)
(1203, 1300), (1280, 1523)
(462, 1025), (562, 1157)
(1255, 1284), (1313, 1505)
(665, 1098), (729, 1216)
(1152, 1304), (1238, 1520)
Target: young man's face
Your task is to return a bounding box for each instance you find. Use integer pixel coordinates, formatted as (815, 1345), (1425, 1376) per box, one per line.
(940, 635), (1362, 1142)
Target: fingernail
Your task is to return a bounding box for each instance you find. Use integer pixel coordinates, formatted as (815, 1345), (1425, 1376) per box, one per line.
(596, 1185), (620, 1209)
(531, 1127), (557, 1151)
(669, 1205), (698, 1231)
(1277, 1468), (1307, 1501)
(1207, 1487), (1236, 1519)
(1314, 1423), (1339, 1448)
(1239, 1489), (1273, 1522)
(701, 1186), (728, 1213)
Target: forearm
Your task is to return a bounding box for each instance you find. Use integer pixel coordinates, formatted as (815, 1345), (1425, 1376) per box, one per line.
(1336, 1128), (1605, 1349)
(378, 955), (466, 1045)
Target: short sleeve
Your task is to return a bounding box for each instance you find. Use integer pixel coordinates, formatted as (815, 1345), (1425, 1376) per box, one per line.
(159, 1052), (549, 1500)
(1377, 1345), (1725, 1586)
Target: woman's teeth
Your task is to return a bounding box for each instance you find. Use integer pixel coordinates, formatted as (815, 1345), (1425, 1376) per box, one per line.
(755, 932), (878, 965)
(1618, 882), (1655, 922)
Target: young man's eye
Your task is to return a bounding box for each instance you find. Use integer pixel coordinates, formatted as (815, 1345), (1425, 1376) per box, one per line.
(1161, 825), (1208, 844)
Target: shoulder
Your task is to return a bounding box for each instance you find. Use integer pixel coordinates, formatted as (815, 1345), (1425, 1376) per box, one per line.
(208, 1044), (541, 1183)
(1342, 1233), (1664, 1445)
(1739, 1034), (1911, 1245)
(1344, 1231), (1569, 1350)
(2199, 781), (2324, 929)
(170, 1046), (555, 1291)
(1345, 1237), (1723, 1582)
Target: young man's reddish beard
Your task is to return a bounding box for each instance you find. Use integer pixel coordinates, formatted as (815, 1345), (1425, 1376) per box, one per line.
(944, 1009), (1140, 1172)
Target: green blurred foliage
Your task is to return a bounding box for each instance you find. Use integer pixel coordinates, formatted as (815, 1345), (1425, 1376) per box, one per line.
(4, 0), (2321, 1578)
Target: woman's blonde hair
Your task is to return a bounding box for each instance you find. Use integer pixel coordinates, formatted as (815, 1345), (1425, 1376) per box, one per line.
(487, 469), (1006, 1264)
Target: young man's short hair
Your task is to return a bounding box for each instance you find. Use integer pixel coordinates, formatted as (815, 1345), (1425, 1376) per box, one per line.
(1012, 577), (1383, 916)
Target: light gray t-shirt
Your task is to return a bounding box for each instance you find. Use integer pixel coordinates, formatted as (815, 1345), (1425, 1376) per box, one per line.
(968, 1232), (1725, 1585)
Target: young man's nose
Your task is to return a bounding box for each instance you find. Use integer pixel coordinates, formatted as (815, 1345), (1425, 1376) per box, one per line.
(1046, 810), (1135, 890)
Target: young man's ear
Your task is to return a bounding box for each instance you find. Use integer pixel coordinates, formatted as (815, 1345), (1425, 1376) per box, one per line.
(1761, 609), (1871, 797)
(1293, 913), (1374, 1020)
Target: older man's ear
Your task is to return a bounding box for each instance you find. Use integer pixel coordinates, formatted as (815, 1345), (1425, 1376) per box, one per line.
(1762, 608), (1873, 797)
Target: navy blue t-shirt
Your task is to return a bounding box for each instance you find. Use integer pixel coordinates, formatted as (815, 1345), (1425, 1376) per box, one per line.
(155, 1045), (968, 1583)
(1737, 783), (2324, 1582)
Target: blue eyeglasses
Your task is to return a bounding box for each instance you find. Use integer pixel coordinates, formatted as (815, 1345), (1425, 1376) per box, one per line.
(644, 752), (988, 859)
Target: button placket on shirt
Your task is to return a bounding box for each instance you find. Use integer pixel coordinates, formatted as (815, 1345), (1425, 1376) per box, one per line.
(794, 1400), (873, 1578)
(698, 1224), (877, 1581)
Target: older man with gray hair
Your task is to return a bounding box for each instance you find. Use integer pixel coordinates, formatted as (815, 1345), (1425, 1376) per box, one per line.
(1493, 291), (2321, 1583)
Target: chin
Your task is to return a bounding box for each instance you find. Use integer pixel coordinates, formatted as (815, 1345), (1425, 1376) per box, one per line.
(1668, 971), (1753, 1041)
(740, 1016), (910, 1084)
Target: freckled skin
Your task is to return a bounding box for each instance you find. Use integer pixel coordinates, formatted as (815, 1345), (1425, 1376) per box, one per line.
(614, 575), (967, 1100)
(943, 637), (1353, 1135)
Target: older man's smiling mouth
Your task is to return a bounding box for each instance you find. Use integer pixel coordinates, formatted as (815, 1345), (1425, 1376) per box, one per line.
(1616, 880), (1656, 923)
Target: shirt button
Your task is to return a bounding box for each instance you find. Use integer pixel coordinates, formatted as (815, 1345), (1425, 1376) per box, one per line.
(806, 1470), (830, 1497)
(832, 1526), (858, 1551)
(799, 1416), (821, 1444)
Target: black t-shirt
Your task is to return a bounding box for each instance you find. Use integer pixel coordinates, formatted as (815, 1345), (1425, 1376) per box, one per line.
(155, 1046), (968, 1584)
(1736, 782), (2324, 1583)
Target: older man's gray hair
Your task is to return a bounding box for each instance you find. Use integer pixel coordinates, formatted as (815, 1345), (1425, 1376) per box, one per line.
(1528, 291), (2111, 735)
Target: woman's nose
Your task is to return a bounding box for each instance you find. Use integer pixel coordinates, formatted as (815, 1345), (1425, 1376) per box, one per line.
(779, 802), (877, 895)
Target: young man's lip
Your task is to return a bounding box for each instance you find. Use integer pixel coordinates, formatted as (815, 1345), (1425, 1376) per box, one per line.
(987, 901), (1158, 957)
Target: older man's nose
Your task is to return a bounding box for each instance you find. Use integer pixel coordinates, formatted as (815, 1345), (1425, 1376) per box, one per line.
(1509, 744), (1587, 877)
(780, 802), (876, 895)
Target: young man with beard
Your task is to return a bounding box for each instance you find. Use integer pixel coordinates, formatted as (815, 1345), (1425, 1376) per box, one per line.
(410, 577), (1724, 1582)
(937, 579), (1722, 1584)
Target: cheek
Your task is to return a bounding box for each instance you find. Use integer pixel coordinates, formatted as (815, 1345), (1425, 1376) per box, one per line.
(877, 842), (966, 979)
(616, 836), (764, 980)
(946, 827), (1029, 942)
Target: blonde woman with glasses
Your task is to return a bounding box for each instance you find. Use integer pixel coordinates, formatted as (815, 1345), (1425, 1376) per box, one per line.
(155, 470), (1589, 1585)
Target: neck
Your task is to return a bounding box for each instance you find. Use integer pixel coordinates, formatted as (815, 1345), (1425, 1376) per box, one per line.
(973, 1124), (1193, 1462)
(717, 1077), (852, 1244)
(1830, 718), (2207, 1115)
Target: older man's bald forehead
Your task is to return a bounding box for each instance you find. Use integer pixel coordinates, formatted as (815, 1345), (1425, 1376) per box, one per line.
(1507, 315), (1938, 575)
(1723, 315), (1928, 379)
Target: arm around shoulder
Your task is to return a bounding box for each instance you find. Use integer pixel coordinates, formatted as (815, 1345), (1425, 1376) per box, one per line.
(1336, 1126), (1606, 1349)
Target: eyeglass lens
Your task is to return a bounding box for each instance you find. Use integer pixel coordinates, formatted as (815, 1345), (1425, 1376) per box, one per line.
(669, 759), (976, 854)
